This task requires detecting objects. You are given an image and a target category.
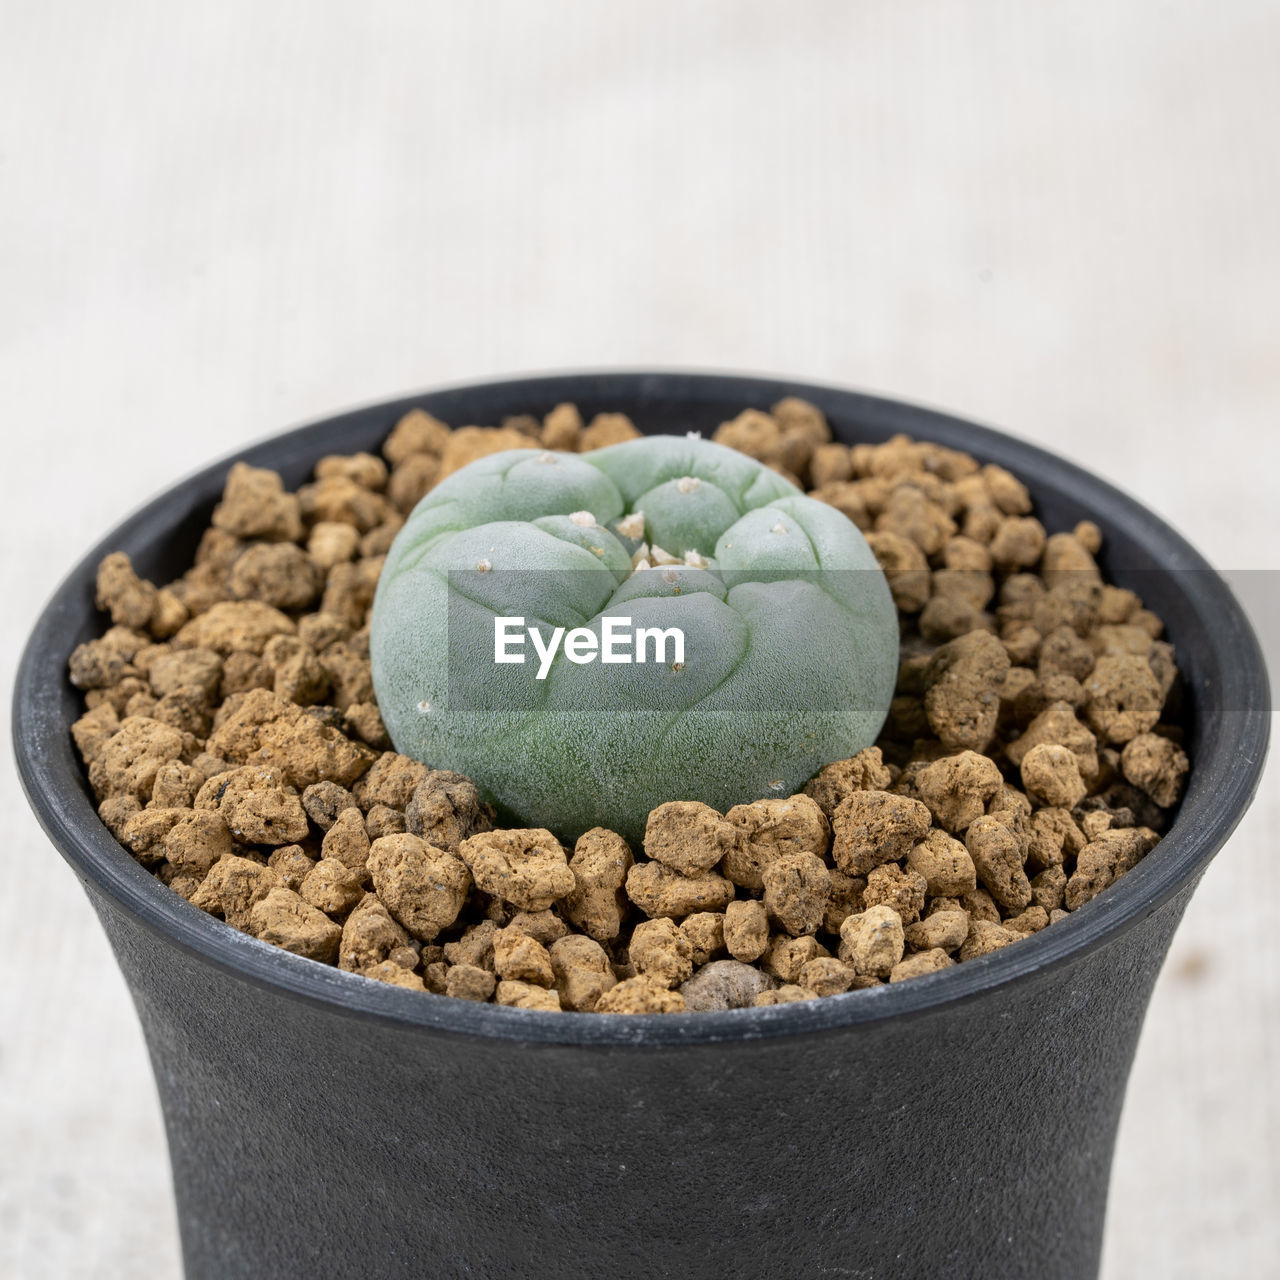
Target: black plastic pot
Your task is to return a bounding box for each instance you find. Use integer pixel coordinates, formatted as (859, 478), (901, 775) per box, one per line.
(14, 373), (1270, 1280)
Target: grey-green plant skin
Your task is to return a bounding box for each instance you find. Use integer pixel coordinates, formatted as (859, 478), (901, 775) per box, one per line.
(371, 436), (898, 842)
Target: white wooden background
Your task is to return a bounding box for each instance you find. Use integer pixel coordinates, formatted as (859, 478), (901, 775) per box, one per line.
(2, 3), (1276, 1276)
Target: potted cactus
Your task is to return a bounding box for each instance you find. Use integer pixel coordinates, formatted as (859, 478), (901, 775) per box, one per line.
(12, 372), (1269, 1280)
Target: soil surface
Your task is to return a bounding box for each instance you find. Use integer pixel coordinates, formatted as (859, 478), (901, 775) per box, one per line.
(69, 399), (1189, 1012)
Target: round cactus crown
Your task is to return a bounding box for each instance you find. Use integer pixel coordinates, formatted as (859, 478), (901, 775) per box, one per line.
(371, 435), (898, 841)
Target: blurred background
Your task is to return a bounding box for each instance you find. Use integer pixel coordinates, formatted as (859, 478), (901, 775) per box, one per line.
(2, 2), (1276, 1276)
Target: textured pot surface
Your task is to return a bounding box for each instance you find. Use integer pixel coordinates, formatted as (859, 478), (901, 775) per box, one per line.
(14, 373), (1270, 1280)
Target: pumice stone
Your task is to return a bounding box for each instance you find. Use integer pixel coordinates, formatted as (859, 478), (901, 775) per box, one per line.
(371, 435), (898, 841)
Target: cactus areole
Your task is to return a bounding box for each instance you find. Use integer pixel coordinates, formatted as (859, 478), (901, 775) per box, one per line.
(370, 436), (898, 841)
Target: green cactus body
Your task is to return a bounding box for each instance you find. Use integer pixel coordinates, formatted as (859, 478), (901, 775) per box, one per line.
(371, 436), (898, 841)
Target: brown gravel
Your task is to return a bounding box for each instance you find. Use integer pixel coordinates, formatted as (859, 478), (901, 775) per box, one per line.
(70, 399), (1189, 1013)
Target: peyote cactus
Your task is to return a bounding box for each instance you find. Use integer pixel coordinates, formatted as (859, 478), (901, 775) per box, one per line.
(370, 434), (898, 841)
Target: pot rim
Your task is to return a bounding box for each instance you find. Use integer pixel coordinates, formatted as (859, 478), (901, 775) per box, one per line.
(13, 368), (1271, 1047)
